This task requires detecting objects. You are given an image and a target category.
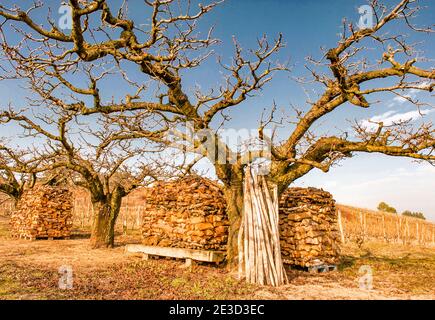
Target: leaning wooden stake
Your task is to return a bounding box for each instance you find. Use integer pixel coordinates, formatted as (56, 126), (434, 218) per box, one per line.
(337, 209), (345, 244)
(238, 166), (288, 286)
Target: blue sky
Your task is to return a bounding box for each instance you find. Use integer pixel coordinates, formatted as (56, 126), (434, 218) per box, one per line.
(0, 0), (434, 220)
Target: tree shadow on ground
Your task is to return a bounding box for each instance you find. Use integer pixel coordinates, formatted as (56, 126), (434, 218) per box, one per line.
(70, 229), (91, 240)
(338, 255), (357, 271)
(338, 251), (416, 272)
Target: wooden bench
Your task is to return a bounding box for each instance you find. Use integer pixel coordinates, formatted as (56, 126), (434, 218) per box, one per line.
(308, 264), (337, 273)
(125, 244), (226, 267)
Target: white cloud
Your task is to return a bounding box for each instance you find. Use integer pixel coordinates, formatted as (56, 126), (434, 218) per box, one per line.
(392, 95), (409, 104)
(323, 180), (338, 188)
(387, 81), (431, 107)
(360, 109), (433, 131)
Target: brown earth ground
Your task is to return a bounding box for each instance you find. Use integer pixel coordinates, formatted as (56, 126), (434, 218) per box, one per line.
(0, 216), (434, 300)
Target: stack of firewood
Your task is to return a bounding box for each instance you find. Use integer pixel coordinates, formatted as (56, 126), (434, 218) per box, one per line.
(10, 185), (73, 240)
(140, 178), (340, 267)
(141, 176), (229, 250)
(279, 187), (340, 267)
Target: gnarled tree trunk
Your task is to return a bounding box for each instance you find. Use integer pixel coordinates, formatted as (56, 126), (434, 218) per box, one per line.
(90, 190), (123, 248)
(223, 180), (244, 270)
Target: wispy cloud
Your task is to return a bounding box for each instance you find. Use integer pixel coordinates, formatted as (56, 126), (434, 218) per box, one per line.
(387, 81), (431, 107)
(360, 109), (433, 131)
(391, 96), (409, 105)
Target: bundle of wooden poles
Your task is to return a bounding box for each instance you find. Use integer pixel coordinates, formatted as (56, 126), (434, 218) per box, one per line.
(238, 167), (288, 286)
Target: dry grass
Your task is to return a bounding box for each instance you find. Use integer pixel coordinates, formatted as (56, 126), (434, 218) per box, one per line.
(0, 216), (434, 300)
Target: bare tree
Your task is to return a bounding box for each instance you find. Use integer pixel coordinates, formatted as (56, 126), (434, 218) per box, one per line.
(0, 0), (434, 267)
(0, 144), (37, 205)
(0, 107), (166, 247)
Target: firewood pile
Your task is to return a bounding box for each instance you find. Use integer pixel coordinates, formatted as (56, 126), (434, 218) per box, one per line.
(279, 187), (340, 267)
(140, 178), (340, 268)
(10, 185), (73, 240)
(141, 176), (229, 250)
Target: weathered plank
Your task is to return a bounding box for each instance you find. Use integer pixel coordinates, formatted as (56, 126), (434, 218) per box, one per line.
(125, 244), (225, 263)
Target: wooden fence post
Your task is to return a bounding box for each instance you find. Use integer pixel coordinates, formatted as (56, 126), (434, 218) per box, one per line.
(136, 206), (142, 230)
(124, 205), (129, 232)
(88, 202), (93, 227)
(337, 209), (345, 244)
(396, 216), (400, 244)
(80, 200), (85, 228)
(421, 223), (426, 245)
